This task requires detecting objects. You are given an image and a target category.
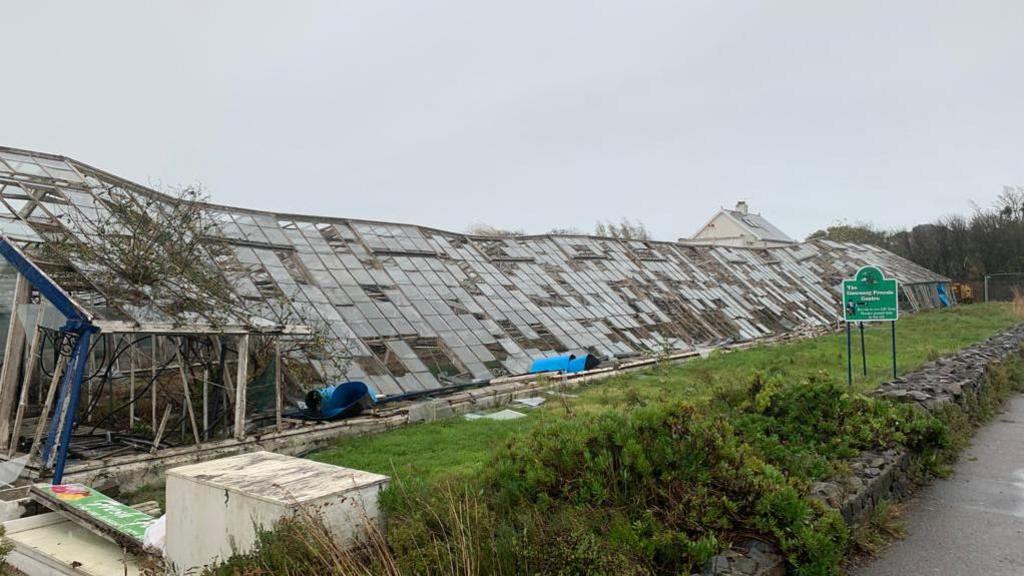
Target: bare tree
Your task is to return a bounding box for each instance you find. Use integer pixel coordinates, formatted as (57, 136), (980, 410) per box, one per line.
(808, 188), (1024, 281)
(465, 223), (525, 237)
(39, 184), (352, 384)
(40, 185), (243, 322)
(594, 218), (651, 240)
(547, 227), (582, 235)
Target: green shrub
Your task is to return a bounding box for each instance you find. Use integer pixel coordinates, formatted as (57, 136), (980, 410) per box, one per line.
(0, 526), (13, 575)
(732, 376), (948, 482)
(212, 374), (960, 576)
(377, 376), (946, 575)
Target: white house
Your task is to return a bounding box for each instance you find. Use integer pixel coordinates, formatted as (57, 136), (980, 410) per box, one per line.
(685, 201), (796, 248)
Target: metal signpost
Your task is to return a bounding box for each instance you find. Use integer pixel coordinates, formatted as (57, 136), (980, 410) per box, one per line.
(842, 266), (899, 387)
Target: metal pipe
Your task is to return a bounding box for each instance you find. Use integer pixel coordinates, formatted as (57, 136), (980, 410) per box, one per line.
(891, 321), (897, 379)
(859, 322), (867, 377)
(846, 322), (852, 388)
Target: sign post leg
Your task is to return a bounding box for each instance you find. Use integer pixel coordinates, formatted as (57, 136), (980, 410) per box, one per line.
(891, 320), (897, 379)
(846, 322), (852, 388)
(859, 322), (867, 377)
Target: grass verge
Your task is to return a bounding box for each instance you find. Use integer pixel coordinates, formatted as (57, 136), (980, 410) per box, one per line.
(312, 303), (1019, 484)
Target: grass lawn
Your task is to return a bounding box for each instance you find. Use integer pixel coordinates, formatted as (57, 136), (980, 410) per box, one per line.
(310, 303), (1020, 484)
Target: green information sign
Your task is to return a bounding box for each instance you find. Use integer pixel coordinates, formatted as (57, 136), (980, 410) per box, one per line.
(842, 266), (899, 322)
(32, 483), (156, 547)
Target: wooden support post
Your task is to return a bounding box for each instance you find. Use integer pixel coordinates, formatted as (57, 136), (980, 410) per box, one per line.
(36, 355), (42, 405)
(0, 274), (31, 451)
(150, 335), (157, 432)
(275, 340), (283, 432)
(151, 405), (172, 454)
(213, 337), (235, 403)
(202, 366), (209, 441)
(28, 353), (67, 464)
(85, 336), (94, 423)
(107, 335), (118, 420)
(8, 327), (42, 457)
(128, 344), (136, 429)
(233, 334), (249, 440)
(210, 336), (235, 437)
(174, 339), (201, 445)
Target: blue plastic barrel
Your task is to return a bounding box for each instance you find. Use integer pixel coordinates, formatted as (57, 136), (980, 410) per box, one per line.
(304, 381), (377, 420)
(529, 353), (600, 375)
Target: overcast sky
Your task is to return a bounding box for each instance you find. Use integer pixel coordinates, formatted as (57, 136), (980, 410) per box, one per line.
(3, 2), (1022, 241)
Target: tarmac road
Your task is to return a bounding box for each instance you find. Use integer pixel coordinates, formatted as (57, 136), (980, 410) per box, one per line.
(852, 394), (1024, 576)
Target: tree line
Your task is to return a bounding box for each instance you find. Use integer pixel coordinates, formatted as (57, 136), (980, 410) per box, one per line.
(467, 218), (651, 240)
(808, 186), (1024, 281)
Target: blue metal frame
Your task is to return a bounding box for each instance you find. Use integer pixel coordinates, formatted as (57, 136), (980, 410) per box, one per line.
(0, 239), (87, 327)
(0, 236), (98, 484)
(41, 329), (95, 482)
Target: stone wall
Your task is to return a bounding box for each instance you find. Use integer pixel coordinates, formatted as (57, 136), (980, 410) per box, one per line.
(699, 322), (1024, 575)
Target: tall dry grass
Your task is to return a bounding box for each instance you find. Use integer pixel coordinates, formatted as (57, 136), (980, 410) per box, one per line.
(1012, 286), (1024, 318)
(199, 505), (401, 576)
(199, 481), (500, 576)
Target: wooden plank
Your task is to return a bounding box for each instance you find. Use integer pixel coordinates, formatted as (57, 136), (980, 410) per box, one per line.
(202, 366), (209, 440)
(8, 326), (41, 457)
(28, 353), (67, 465)
(174, 340), (201, 445)
(233, 334), (250, 440)
(150, 335), (157, 432)
(92, 320), (313, 336)
(85, 334), (97, 423)
(151, 405), (172, 454)
(212, 337), (235, 402)
(275, 340), (283, 432)
(128, 344), (136, 429)
(0, 274), (31, 450)
(29, 483), (157, 554)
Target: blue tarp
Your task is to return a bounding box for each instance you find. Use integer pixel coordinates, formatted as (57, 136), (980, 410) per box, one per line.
(937, 282), (950, 307)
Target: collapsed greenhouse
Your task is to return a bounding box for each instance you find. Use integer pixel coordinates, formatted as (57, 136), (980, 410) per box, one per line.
(0, 146), (951, 488)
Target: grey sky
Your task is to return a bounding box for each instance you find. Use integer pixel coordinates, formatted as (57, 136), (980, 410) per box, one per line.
(3, 1), (1022, 241)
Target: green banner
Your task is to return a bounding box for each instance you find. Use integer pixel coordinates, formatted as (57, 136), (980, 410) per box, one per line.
(35, 483), (156, 542)
(842, 266), (899, 322)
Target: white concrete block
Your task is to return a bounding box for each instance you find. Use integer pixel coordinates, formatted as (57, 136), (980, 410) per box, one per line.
(165, 451), (388, 573)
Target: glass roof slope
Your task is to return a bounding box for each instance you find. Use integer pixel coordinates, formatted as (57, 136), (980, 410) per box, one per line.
(0, 146), (951, 398)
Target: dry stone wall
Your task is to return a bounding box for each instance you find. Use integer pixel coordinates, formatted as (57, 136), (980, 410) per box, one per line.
(699, 322), (1024, 576)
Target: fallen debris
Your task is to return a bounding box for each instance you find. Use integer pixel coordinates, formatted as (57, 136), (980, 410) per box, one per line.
(3, 500), (159, 576)
(464, 409), (528, 421)
(513, 396), (546, 408)
(29, 483), (157, 554)
(544, 390), (579, 398)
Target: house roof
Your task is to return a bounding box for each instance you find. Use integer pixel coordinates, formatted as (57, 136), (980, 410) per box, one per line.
(716, 209), (796, 243)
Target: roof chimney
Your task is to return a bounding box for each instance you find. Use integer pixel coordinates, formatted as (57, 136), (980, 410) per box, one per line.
(735, 200), (749, 215)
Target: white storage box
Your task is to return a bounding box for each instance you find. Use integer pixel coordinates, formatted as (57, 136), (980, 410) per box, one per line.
(165, 451), (389, 572)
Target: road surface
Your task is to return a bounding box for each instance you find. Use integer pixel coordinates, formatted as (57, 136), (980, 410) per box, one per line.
(853, 394), (1024, 575)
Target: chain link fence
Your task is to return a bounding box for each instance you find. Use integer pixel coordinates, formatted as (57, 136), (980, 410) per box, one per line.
(983, 273), (1024, 302)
